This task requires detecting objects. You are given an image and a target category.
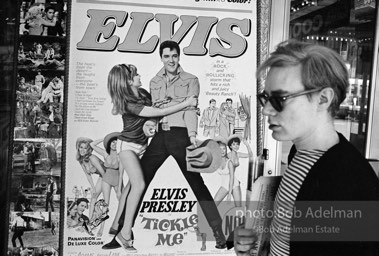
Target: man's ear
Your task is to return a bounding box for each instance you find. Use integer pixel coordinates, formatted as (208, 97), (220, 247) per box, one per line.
(318, 87), (334, 111)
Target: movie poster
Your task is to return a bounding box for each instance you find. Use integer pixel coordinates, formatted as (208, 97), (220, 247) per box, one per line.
(64, 0), (257, 255)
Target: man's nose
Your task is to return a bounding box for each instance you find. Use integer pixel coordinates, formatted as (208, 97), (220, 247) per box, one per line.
(262, 101), (277, 116)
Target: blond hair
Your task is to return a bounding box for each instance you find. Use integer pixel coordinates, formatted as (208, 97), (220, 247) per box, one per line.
(107, 64), (140, 114)
(257, 40), (349, 116)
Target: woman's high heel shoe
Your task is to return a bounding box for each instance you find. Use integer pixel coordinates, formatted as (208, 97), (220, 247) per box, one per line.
(115, 232), (137, 253)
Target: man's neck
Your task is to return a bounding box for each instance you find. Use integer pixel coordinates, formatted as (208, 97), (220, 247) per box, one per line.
(164, 65), (180, 80)
(165, 71), (177, 81)
(294, 119), (339, 151)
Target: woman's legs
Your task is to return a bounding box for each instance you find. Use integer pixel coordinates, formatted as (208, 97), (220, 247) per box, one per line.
(12, 231), (24, 248)
(18, 232), (24, 248)
(97, 182), (112, 237)
(118, 150), (145, 240)
(46, 92), (53, 103)
(11, 232), (17, 247)
(38, 88), (49, 103)
(232, 186), (242, 207)
(89, 177), (102, 220)
(23, 154), (28, 171)
(113, 181), (123, 200)
(214, 187), (228, 207)
(101, 182), (111, 211)
(111, 181), (130, 230)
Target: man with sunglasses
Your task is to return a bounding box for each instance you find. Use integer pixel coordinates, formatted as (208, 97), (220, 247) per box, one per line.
(234, 40), (379, 255)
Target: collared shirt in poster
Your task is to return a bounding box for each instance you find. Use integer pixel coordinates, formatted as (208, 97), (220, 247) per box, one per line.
(150, 66), (199, 137)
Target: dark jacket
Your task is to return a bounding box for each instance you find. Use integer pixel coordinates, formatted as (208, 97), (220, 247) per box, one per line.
(227, 133), (379, 255)
(290, 133), (379, 255)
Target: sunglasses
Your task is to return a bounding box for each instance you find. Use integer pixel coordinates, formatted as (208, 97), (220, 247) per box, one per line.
(257, 88), (323, 112)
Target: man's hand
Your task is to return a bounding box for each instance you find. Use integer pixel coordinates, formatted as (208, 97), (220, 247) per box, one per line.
(111, 104), (118, 115)
(234, 225), (258, 256)
(143, 119), (157, 137)
(190, 136), (197, 147)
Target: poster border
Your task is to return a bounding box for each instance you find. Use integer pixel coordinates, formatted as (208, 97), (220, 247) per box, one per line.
(60, 0), (72, 254)
(61, 0), (269, 255)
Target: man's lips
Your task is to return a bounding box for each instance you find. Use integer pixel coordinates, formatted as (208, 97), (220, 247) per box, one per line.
(268, 123), (280, 129)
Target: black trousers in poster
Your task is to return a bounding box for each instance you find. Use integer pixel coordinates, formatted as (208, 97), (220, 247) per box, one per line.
(46, 193), (54, 212)
(138, 127), (222, 228)
(12, 229), (24, 248)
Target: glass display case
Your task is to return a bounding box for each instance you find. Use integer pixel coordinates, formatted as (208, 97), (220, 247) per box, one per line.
(281, 0), (377, 171)
(1, 0), (67, 255)
(0, 0), (17, 255)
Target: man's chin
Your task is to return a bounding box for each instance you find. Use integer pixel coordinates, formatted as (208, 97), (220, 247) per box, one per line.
(167, 66), (178, 73)
(271, 131), (287, 141)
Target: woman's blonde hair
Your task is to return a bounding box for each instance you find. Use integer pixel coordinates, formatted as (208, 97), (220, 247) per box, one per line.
(257, 40), (349, 116)
(76, 139), (92, 164)
(107, 64), (140, 115)
(28, 5), (42, 18)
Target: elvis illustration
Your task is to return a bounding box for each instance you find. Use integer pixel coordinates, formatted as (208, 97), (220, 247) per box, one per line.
(102, 60), (197, 252)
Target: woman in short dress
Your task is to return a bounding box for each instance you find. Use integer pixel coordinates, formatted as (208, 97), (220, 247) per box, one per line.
(213, 137), (241, 207)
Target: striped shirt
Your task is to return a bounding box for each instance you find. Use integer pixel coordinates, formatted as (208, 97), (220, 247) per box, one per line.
(270, 149), (325, 256)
